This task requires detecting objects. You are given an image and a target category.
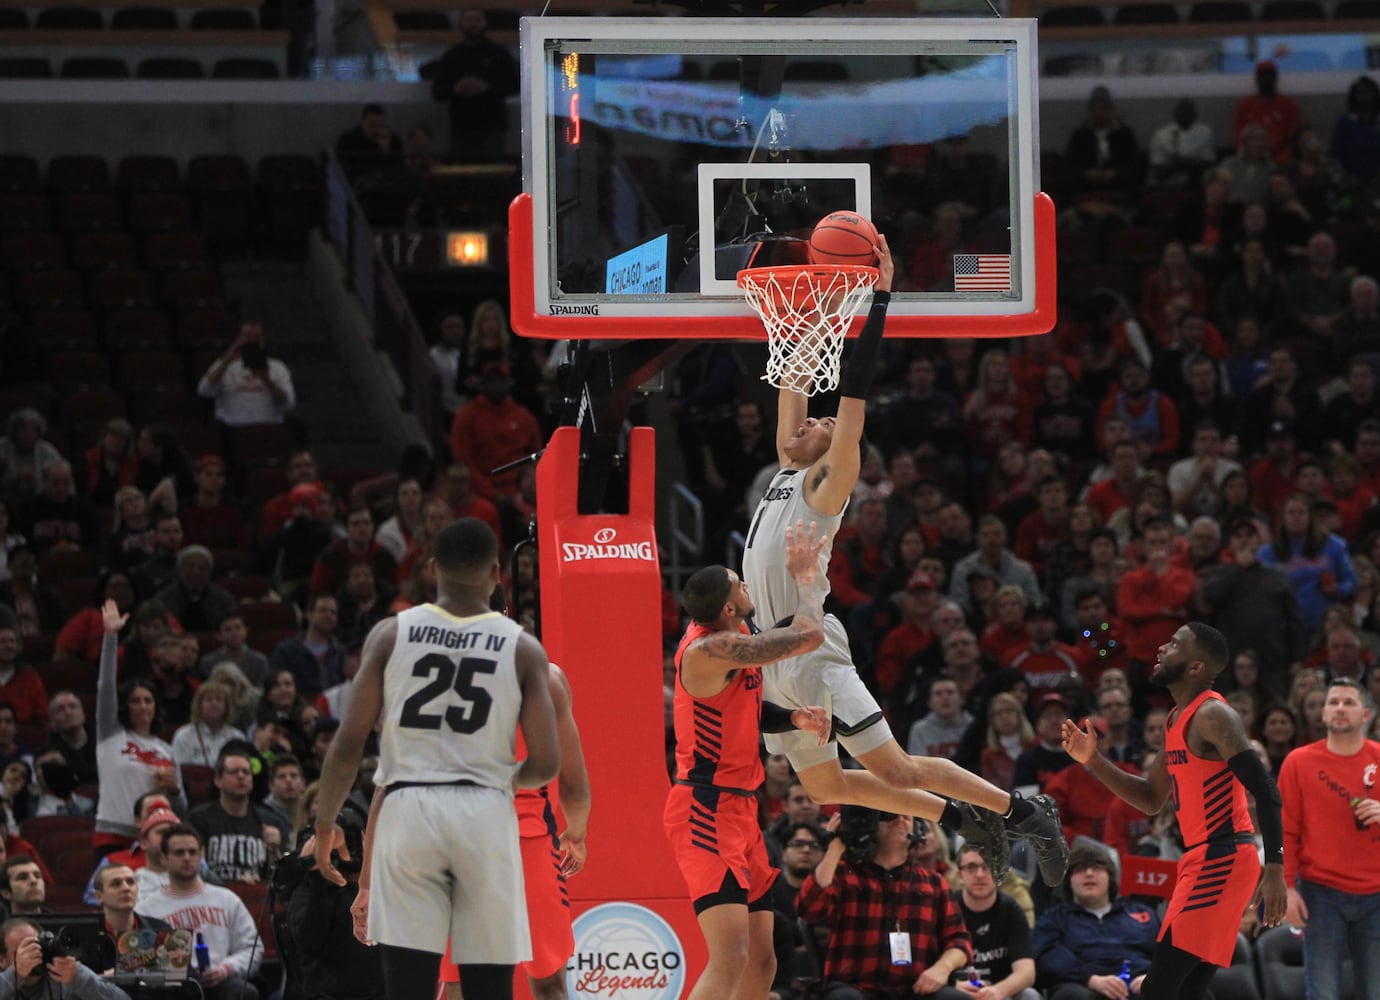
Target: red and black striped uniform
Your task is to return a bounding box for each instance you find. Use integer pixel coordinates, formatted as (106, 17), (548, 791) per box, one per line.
(440, 731), (573, 983)
(664, 621), (777, 908)
(1159, 689), (1261, 966)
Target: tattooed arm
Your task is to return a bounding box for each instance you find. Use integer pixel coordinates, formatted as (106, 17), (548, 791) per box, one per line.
(680, 521), (828, 698)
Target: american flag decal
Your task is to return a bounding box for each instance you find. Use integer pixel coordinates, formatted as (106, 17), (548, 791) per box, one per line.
(954, 254), (1011, 292)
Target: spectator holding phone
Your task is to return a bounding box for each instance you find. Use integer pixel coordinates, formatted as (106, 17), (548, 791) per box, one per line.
(197, 320), (297, 428)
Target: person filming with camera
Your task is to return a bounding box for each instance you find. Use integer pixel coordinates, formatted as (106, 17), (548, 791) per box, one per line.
(0, 917), (130, 1000)
(798, 807), (973, 1000)
(282, 809), (383, 1000)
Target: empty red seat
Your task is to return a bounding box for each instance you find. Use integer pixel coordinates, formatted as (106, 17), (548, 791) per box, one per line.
(71, 231), (138, 270)
(60, 386), (125, 428)
(46, 350), (110, 388)
(128, 193), (194, 233)
(238, 600), (298, 634)
(47, 155), (110, 194)
(104, 309), (173, 351)
(17, 270), (84, 310)
(176, 308), (238, 351)
(226, 424), (298, 468)
(116, 155), (181, 195)
(57, 193), (122, 232)
(0, 194), (53, 232)
(32, 310), (99, 350)
(117, 349), (187, 391)
(0, 156), (42, 193)
(162, 269), (226, 309)
(88, 268), (157, 309)
(144, 231), (208, 270)
(1, 232), (66, 271)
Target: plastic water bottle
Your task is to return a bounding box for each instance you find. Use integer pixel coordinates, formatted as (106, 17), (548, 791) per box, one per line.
(1118, 959), (1132, 991)
(195, 932), (211, 973)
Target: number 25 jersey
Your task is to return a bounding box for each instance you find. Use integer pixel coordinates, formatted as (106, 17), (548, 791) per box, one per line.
(376, 604), (526, 793)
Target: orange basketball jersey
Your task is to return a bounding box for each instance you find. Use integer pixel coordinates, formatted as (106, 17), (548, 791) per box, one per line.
(672, 621), (764, 794)
(1164, 690), (1255, 846)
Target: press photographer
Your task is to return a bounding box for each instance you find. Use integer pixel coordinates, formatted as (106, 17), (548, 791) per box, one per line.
(0, 917), (130, 1000)
(280, 806), (383, 1000)
(797, 808), (973, 1000)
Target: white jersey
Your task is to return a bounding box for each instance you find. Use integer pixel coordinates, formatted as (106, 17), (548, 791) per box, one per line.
(742, 467), (846, 629)
(375, 604), (525, 792)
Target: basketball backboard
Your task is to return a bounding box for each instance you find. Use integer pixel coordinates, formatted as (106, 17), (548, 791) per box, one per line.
(510, 15), (1054, 341)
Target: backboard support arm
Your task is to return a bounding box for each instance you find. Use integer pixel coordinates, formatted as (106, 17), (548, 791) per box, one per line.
(551, 338), (695, 514)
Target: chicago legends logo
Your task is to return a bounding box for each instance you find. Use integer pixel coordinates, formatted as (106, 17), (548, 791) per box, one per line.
(566, 902), (685, 999)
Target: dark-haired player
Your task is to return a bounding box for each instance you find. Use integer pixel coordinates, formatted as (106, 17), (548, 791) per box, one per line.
(670, 521), (831, 1000)
(741, 236), (1068, 888)
(313, 517), (560, 1000)
(1062, 621), (1288, 998)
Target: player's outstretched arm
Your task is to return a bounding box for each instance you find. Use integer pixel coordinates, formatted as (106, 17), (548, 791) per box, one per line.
(1061, 717), (1170, 814)
(683, 522), (827, 686)
(549, 664), (591, 875)
(810, 236), (895, 516)
(1195, 700), (1289, 926)
(515, 632), (560, 790)
(315, 617), (394, 886)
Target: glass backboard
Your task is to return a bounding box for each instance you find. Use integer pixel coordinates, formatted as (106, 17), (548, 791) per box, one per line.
(510, 16), (1054, 340)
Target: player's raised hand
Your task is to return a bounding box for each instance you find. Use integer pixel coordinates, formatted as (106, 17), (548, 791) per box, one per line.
(792, 705), (832, 747)
(1061, 718), (1098, 764)
(101, 599), (128, 635)
(784, 520), (828, 584)
(874, 233), (894, 292)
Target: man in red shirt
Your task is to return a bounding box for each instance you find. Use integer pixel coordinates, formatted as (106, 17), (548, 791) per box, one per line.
(179, 455), (243, 551)
(1086, 440), (1142, 524)
(438, 461), (502, 540)
(1249, 420), (1305, 515)
(1116, 518), (1195, 670)
(874, 571), (937, 702)
(307, 504), (398, 599)
(449, 363), (544, 501)
(1278, 677), (1380, 999)
(669, 523), (830, 1000)
(0, 627), (47, 724)
(1233, 61), (1302, 163)
(1010, 603), (1082, 700)
(258, 449), (320, 541)
(1014, 475), (1070, 577)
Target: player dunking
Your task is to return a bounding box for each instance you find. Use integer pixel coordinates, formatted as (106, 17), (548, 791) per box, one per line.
(1062, 622), (1288, 998)
(313, 517), (560, 1000)
(741, 235), (1068, 886)
(670, 521), (831, 1000)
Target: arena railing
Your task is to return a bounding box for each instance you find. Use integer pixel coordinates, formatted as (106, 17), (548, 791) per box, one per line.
(323, 148), (442, 450)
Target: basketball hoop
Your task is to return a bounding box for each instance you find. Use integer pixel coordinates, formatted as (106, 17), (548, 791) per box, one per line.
(738, 264), (879, 395)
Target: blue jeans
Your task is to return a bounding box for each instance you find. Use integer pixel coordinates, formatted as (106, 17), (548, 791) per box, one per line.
(1299, 878), (1380, 1000)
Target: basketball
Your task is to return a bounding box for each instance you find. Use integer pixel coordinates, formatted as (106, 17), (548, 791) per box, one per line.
(808, 211), (880, 266)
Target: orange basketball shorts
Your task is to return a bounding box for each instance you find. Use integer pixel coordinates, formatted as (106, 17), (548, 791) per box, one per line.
(438, 832), (573, 983)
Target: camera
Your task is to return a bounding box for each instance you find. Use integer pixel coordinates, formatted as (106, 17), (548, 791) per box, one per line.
(36, 929), (78, 966)
(837, 805), (884, 865)
(240, 342), (268, 372)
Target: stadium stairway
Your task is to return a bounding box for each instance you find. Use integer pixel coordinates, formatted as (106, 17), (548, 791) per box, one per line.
(222, 256), (410, 473)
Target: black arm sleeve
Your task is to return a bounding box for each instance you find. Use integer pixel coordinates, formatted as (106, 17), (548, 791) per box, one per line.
(1228, 749), (1284, 864)
(837, 291), (890, 400)
(760, 702), (797, 733)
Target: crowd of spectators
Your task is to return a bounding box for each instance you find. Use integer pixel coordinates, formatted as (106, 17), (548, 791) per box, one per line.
(665, 67), (1380, 999)
(0, 299), (531, 990)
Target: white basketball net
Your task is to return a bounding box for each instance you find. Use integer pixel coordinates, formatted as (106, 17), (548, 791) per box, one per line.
(738, 265), (880, 396)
